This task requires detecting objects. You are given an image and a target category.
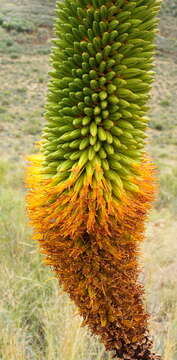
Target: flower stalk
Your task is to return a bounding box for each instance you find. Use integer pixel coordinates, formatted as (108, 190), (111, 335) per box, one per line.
(26, 0), (161, 358)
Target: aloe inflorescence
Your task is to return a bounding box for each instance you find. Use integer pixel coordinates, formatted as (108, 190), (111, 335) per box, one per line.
(26, 0), (161, 359)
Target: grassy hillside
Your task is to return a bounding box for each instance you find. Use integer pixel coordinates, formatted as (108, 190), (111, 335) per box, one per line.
(0, 1), (177, 359)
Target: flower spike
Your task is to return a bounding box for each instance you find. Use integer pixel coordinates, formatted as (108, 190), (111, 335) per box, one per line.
(26, 1), (161, 359)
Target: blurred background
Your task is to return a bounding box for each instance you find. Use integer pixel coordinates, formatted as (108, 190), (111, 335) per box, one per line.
(0, 1), (177, 359)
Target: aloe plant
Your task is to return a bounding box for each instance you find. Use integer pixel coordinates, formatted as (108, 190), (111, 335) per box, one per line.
(26, 0), (161, 358)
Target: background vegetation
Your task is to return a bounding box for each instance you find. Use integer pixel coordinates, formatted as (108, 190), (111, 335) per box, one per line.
(0, 1), (177, 359)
